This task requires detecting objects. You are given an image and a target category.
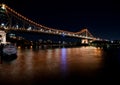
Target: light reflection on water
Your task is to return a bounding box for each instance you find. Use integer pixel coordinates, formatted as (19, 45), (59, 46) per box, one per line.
(0, 46), (104, 84)
(61, 48), (67, 74)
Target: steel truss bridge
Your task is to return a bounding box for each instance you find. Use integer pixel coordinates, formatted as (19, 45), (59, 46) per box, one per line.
(0, 3), (101, 44)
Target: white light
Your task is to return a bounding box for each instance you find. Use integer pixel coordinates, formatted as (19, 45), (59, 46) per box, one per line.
(16, 25), (19, 28)
(1, 23), (5, 26)
(48, 30), (51, 32)
(111, 41), (113, 43)
(2, 4), (5, 9)
(27, 27), (31, 30)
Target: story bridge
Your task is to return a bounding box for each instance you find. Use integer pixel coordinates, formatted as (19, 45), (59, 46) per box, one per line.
(0, 4), (101, 44)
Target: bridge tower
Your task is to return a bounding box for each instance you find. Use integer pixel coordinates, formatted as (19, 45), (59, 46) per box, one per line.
(0, 4), (8, 44)
(75, 28), (94, 44)
(0, 30), (6, 44)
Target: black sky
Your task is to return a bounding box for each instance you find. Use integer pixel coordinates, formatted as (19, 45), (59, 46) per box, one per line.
(1, 0), (119, 40)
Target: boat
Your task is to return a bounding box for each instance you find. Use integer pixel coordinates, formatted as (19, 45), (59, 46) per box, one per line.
(2, 43), (17, 60)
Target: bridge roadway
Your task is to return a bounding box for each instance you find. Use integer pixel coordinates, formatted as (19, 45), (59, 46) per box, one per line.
(1, 27), (96, 40)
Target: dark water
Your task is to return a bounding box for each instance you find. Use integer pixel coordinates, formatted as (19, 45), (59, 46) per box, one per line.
(0, 46), (120, 84)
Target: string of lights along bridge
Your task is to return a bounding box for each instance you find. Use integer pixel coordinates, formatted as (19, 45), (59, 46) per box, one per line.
(0, 3), (103, 44)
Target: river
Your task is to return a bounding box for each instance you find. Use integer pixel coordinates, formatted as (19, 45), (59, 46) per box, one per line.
(0, 46), (120, 84)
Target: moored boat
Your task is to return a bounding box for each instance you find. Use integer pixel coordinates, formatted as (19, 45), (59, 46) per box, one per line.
(2, 43), (17, 60)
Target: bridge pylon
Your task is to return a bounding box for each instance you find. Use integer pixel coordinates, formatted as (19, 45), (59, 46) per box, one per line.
(0, 29), (6, 44)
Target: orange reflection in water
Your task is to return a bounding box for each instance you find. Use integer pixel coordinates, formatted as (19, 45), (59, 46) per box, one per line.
(0, 46), (103, 84)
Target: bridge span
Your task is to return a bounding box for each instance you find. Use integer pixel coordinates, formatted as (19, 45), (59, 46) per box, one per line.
(0, 3), (101, 44)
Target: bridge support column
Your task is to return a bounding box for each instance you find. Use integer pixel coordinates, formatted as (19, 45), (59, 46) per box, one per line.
(81, 39), (88, 44)
(0, 31), (6, 44)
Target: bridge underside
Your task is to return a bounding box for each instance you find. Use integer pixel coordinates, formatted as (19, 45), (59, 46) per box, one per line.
(7, 30), (82, 44)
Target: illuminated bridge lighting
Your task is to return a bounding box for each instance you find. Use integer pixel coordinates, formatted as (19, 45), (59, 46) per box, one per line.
(0, 3), (104, 43)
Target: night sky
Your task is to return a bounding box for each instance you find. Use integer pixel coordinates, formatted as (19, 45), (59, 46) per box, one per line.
(1, 0), (119, 40)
